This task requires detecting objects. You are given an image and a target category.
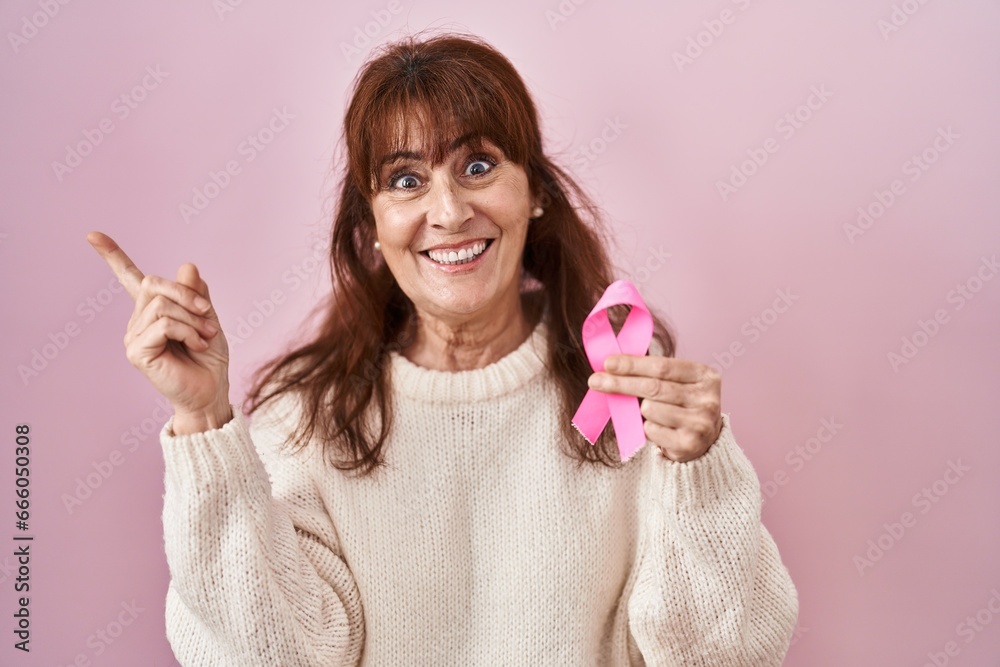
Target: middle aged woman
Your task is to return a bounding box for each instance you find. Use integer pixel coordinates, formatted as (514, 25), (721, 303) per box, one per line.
(88, 32), (798, 666)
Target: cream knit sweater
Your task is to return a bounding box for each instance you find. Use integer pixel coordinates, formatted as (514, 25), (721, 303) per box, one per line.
(159, 319), (799, 666)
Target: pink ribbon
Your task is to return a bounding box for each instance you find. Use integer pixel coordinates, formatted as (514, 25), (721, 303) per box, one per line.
(572, 279), (654, 462)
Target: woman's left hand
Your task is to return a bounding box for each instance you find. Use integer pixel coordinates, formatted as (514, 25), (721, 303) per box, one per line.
(588, 354), (723, 463)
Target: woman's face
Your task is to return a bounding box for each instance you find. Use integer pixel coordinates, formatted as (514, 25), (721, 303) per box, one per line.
(369, 131), (536, 324)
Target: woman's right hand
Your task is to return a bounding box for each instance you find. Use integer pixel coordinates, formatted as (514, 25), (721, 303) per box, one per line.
(86, 231), (232, 433)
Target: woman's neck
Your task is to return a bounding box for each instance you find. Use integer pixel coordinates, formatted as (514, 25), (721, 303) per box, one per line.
(402, 291), (542, 372)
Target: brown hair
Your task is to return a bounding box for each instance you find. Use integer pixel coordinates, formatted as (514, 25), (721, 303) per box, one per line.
(244, 32), (676, 476)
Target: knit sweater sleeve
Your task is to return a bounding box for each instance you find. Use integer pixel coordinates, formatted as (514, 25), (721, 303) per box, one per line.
(625, 413), (799, 666)
(159, 397), (364, 666)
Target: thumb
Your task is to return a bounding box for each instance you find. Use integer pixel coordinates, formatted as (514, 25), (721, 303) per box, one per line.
(176, 263), (219, 322)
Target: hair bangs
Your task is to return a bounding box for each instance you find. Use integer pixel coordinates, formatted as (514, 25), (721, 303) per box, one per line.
(353, 54), (532, 198)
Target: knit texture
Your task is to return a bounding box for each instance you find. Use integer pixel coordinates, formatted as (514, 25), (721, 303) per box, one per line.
(159, 319), (798, 666)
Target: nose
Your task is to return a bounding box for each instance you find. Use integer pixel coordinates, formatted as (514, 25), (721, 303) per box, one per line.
(425, 173), (473, 231)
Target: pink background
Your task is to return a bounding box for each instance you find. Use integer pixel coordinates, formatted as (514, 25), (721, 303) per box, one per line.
(2, 1), (998, 665)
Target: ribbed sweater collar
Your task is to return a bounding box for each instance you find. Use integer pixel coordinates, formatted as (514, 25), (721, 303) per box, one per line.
(389, 318), (549, 403)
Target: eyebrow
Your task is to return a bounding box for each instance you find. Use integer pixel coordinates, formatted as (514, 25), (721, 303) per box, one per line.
(376, 132), (487, 171)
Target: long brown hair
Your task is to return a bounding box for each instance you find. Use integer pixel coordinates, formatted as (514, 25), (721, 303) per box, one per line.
(244, 32), (676, 476)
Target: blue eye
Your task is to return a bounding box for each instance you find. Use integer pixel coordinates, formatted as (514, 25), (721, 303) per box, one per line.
(389, 174), (421, 190)
(385, 153), (496, 191)
(464, 156), (496, 177)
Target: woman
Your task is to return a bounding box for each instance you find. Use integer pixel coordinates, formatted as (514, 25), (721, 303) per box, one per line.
(87, 33), (798, 666)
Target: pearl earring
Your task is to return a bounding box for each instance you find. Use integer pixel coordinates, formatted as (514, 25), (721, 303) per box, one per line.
(374, 240), (381, 251)
(531, 206), (544, 218)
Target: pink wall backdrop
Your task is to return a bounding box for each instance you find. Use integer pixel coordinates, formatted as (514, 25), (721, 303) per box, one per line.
(1, 1), (998, 665)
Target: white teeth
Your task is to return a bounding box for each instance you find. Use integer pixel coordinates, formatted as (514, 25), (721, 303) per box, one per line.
(426, 241), (489, 265)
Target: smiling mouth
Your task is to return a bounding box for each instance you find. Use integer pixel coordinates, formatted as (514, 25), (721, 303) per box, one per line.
(421, 239), (494, 265)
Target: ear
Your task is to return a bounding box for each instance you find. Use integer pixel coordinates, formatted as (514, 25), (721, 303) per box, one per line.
(530, 181), (552, 211)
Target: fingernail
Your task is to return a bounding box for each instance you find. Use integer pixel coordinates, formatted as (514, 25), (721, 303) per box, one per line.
(588, 374), (606, 390)
(194, 296), (211, 312)
(204, 321), (218, 334)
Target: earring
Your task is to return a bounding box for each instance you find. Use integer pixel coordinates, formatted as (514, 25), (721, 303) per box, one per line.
(531, 206), (544, 218)
(374, 240), (381, 251)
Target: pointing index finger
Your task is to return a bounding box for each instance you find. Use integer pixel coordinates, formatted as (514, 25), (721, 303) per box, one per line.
(86, 231), (144, 301)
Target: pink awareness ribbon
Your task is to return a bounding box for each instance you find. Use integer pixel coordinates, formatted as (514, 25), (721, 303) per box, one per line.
(571, 279), (654, 462)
